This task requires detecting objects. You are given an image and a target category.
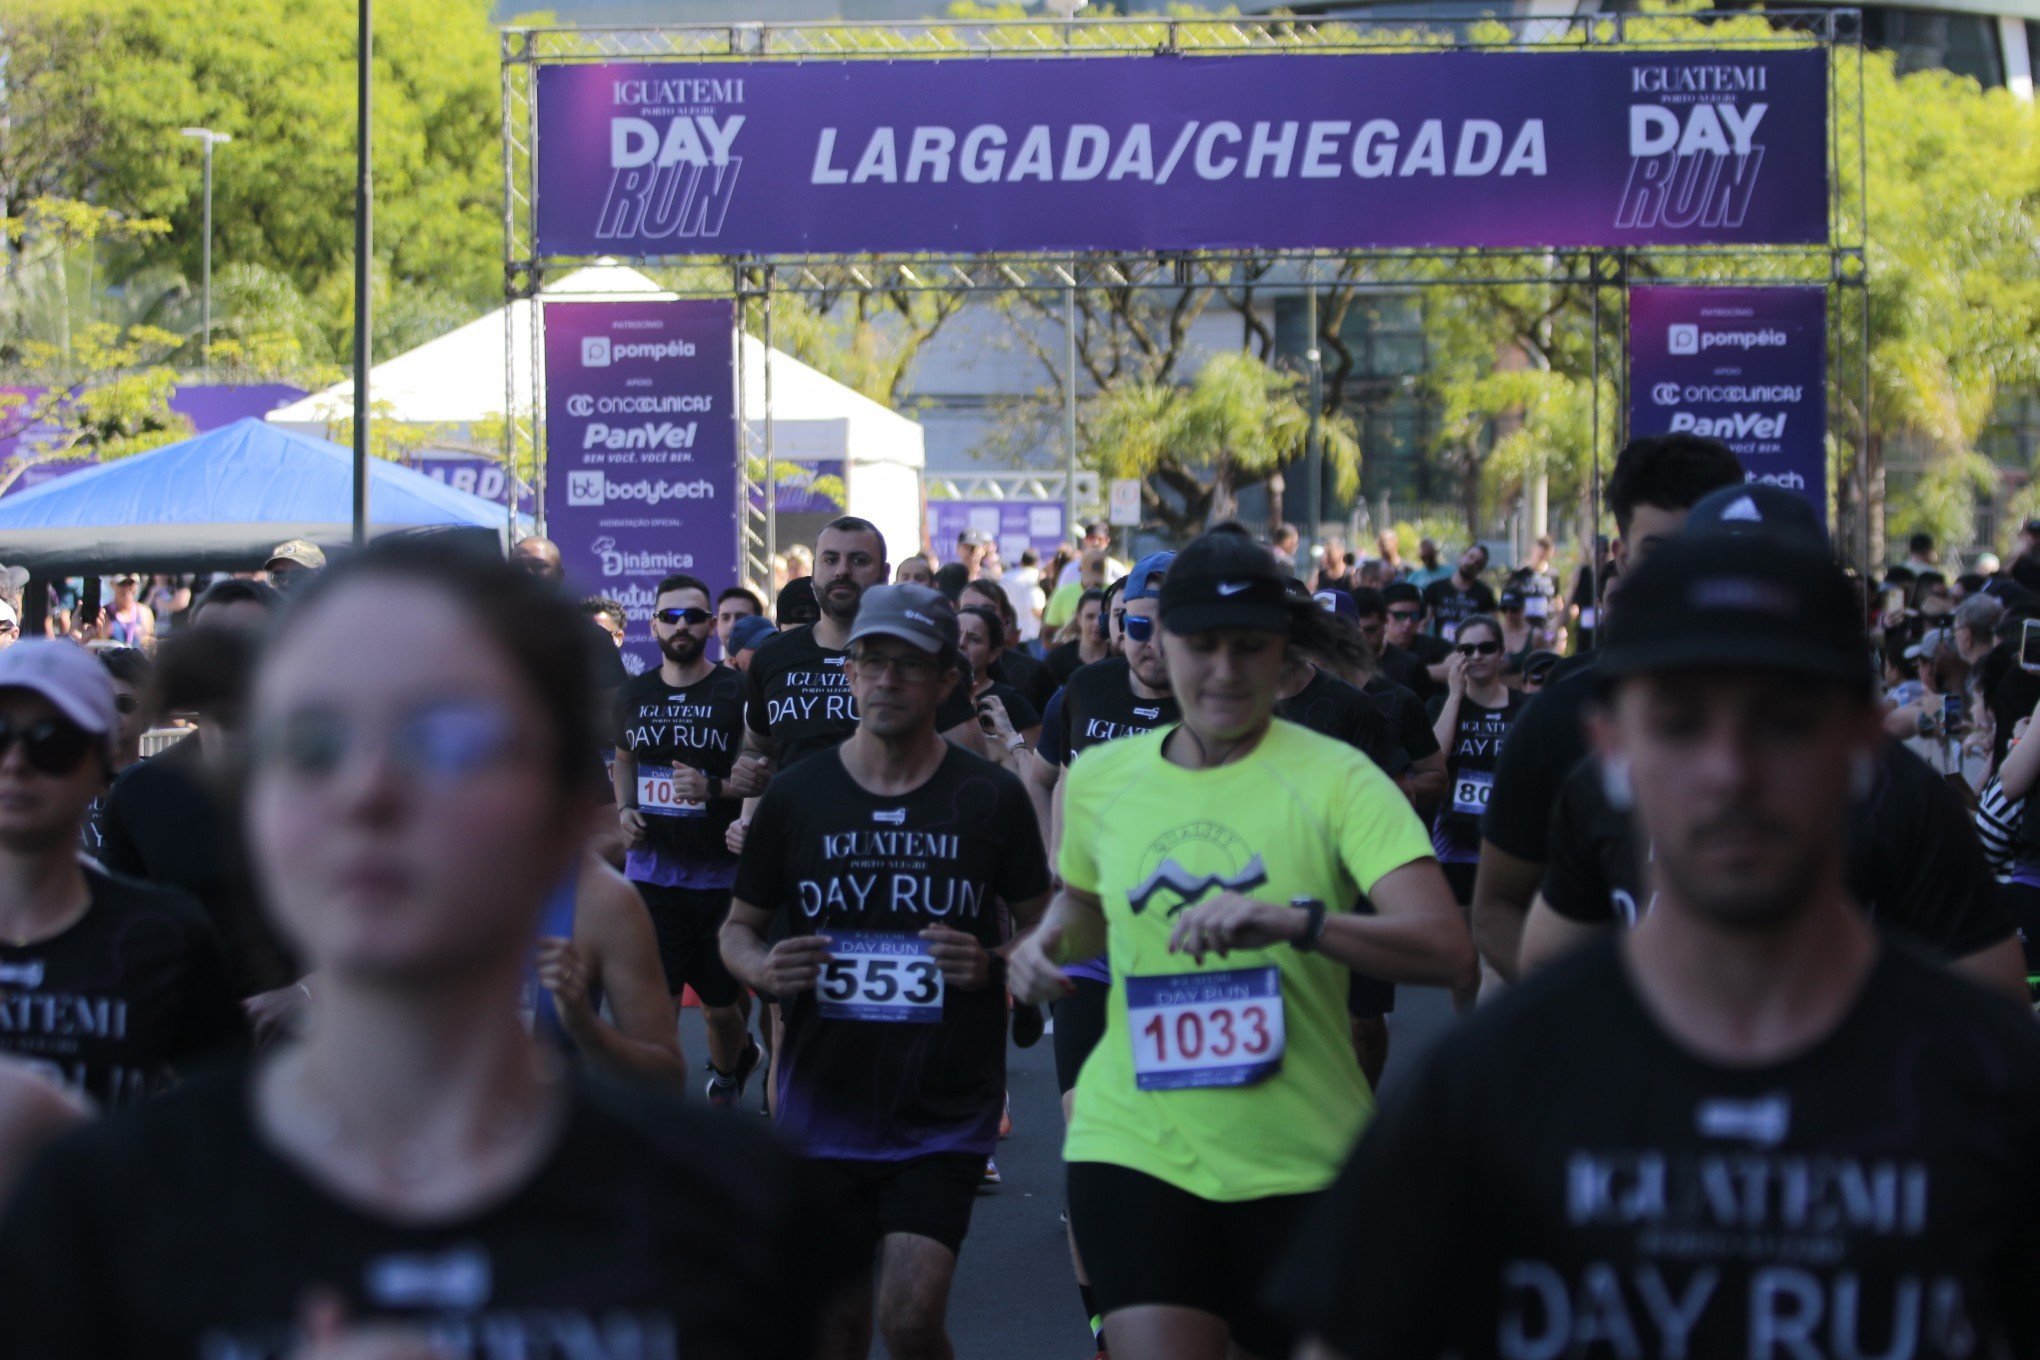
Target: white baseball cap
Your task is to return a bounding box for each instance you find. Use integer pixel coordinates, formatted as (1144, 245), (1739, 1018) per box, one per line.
(0, 640), (119, 742)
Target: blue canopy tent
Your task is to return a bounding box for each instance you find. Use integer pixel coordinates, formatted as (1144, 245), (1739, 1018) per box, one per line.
(0, 419), (524, 574)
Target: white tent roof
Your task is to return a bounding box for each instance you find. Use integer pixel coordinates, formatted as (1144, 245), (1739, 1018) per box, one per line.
(266, 263), (923, 467)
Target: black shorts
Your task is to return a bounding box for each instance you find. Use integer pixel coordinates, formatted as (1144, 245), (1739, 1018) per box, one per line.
(1067, 1161), (1321, 1359)
(633, 882), (741, 1008)
(808, 1153), (985, 1256)
(1346, 970), (1396, 1018)
(1052, 975), (1111, 1095)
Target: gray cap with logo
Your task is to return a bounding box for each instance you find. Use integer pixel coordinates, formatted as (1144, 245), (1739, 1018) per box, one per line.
(846, 583), (960, 654)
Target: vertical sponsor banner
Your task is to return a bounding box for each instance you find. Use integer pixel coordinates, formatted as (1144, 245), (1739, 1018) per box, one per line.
(1628, 287), (1826, 511)
(545, 300), (738, 676)
(926, 500), (1067, 569)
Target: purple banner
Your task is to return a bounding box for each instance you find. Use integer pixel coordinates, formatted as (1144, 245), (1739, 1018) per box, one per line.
(747, 459), (846, 517)
(544, 300), (739, 676)
(1628, 286), (1826, 508)
(926, 501), (1066, 569)
(536, 50), (1826, 256)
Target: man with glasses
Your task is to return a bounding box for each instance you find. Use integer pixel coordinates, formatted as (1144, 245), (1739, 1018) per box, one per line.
(1374, 582), (1451, 705)
(722, 584), (1050, 1360)
(613, 574), (771, 1107)
(0, 642), (244, 1108)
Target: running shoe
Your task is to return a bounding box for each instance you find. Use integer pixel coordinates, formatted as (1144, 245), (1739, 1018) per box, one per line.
(1012, 1001), (1045, 1049)
(705, 1042), (763, 1109)
(980, 1157), (1002, 1186)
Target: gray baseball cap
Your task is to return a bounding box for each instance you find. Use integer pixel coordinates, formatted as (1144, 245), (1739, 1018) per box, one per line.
(846, 583), (959, 655)
(0, 640), (120, 745)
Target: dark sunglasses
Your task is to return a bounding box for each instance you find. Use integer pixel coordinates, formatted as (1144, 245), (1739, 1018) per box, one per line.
(114, 694), (141, 716)
(1113, 610), (1156, 643)
(1457, 641), (1502, 657)
(0, 715), (96, 776)
(655, 607), (714, 627)
(1386, 609), (1421, 622)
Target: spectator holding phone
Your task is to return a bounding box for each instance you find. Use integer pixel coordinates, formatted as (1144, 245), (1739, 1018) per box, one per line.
(960, 605), (1040, 771)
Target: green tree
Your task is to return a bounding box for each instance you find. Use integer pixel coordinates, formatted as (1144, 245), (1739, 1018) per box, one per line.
(1084, 351), (1360, 538)
(1, 0), (505, 356)
(0, 323), (194, 495)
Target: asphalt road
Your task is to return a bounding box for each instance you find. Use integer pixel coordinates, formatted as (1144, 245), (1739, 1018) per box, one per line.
(681, 982), (1461, 1360)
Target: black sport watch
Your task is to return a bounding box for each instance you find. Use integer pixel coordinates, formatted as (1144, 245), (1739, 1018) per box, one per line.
(1290, 898), (1329, 953)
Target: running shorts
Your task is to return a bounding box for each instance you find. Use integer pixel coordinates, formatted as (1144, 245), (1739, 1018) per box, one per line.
(633, 882), (742, 1008)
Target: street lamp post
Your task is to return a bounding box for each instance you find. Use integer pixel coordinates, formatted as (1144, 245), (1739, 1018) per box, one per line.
(180, 128), (232, 383)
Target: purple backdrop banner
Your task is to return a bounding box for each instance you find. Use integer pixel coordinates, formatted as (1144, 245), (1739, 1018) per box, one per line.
(926, 501), (1067, 569)
(410, 455), (535, 514)
(1628, 286), (1827, 508)
(544, 300), (739, 676)
(536, 50), (1826, 255)
(747, 459), (846, 516)
(0, 384), (306, 497)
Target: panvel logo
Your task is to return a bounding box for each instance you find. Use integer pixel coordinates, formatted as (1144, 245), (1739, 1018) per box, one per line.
(596, 95), (747, 243)
(1668, 410), (1788, 440)
(1616, 66), (1769, 231)
(581, 421), (698, 452)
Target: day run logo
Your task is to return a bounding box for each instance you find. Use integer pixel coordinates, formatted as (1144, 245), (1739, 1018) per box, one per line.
(1615, 62), (1771, 232)
(594, 81), (749, 244)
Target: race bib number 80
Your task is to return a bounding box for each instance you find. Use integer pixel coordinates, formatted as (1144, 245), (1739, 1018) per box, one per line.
(1452, 768), (1494, 818)
(1125, 966), (1285, 1091)
(817, 931), (945, 1023)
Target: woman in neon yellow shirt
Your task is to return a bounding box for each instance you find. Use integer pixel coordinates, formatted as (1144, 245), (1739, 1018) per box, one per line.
(1010, 530), (1476, 1360)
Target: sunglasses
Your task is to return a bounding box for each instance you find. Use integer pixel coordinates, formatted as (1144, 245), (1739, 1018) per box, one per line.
(655, 607), (714, 627)
(1113, 610), (1156, 643)
(0, 715), (96, 776)
(254, 701), (525, 783)
(1458, 641), (1502, 657)
(1386, 610), (1420, 622)
(849, 650), (940, 682)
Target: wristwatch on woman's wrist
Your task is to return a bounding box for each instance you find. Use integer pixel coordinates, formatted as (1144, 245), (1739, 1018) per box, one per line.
(1290, 898), (1329, 953)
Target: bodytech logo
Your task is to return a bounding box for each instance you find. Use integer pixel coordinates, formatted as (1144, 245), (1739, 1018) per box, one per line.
(1616, 63), (1769, 232)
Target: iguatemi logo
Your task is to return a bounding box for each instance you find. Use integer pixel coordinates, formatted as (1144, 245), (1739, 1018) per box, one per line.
(596, 77), (747, 244)
(1617, 63), (1770, 231)
(1128, 821), (1267, 918)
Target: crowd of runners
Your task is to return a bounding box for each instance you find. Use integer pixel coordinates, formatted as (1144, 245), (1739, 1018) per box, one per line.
(0, 431), (2034, 1359)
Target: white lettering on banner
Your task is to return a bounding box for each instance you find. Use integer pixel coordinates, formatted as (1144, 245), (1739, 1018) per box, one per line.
(566, 475), (720, 510)
(567, 394), (715, 417)
(580, 421), (699, 452)
(609, 115), (746, 168)
(590, 537), (697, 578)
(816, 931), (944, 1023)
(1654, 383), (1804, 407)
(611, 77), (747, 107)
(1668, 411), (1788, 440)
(807, 118), (1547, 187)
(1632, 64), (1770, 94)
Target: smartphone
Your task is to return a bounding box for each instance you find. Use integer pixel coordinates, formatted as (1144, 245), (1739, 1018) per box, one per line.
(1881, 587), (1907, 617)
(2022, 618), (2040, 672)
(1943, 693), (1964, 733)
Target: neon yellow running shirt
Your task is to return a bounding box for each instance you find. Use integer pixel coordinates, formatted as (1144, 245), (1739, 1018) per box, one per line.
(1060, 719), (1434, 1201)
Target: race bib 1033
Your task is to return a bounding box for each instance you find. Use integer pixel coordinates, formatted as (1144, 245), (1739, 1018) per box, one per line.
(637, 764), (707, 817)
(1125, 965), (1285, 1091)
